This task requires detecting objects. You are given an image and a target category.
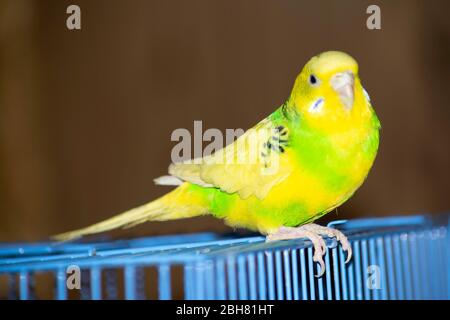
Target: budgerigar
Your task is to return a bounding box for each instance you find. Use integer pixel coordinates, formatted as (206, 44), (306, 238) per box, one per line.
(55, 51), (380, 275)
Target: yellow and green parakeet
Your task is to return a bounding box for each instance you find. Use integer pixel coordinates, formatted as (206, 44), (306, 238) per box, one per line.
(55, 51), (380, 275)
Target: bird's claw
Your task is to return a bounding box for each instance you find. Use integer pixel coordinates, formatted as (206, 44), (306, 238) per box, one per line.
(266, 223), (352, 277)
(312, 244), (326, 277)
(301, 223), (352, 264)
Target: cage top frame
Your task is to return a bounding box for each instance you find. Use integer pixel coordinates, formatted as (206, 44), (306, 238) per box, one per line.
(0, 214), (441, 273)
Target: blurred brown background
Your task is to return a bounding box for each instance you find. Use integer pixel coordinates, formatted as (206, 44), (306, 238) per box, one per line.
(0, 0), (449, 242)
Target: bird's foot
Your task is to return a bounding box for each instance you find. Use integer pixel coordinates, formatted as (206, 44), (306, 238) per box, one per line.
(266, 223), (352, 277)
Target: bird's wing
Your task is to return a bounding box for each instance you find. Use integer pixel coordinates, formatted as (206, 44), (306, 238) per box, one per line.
(168, 116), (293, 199)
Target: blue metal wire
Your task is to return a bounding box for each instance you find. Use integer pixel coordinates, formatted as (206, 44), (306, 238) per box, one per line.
(247, 254), (257, 300)
(183, 263), (194, 299)
(0, 215), (448, 300)
(290, 249), (299, 300)
(283, 250), (292, 300)
(299, 248), (308, 300)
(158, 264), (171, 300)
(256, 252), (267, 300)
(332, 246), (341, 300)
(237, 255), (248, 299)
(226, 256), (237, 300)
(275, 250), (283, 300)
(90, 266), (101, 300)
(307, 247), (316, 300)
(353, 240), (363, 300)
(194, 261), (205, 300)
(347, 246), (356, 300)
(325, 245), (333, 300)
(19, 271), (29, 300)
(215, 259), (226, 300)
(266, 251), (275, 300)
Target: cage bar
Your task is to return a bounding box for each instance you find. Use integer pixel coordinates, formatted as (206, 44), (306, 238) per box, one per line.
(0, 215), (448, 300)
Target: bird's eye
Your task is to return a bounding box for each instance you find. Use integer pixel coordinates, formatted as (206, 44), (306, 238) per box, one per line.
(309, 74), (318, 85)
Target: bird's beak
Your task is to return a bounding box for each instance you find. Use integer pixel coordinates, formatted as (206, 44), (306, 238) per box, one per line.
(330, 71), (354, 110)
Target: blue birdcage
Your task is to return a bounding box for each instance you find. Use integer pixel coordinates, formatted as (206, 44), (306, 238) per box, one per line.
(0, 215), (448, 300)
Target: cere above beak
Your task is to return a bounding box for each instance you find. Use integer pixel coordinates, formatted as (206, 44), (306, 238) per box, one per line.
(330, 71), (355, 110)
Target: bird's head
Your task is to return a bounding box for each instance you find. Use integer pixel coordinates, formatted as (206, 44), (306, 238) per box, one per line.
(288, 51), (370, 129)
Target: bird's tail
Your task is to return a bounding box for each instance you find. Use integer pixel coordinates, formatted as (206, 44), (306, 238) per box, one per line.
(52, 183), (208, 241)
